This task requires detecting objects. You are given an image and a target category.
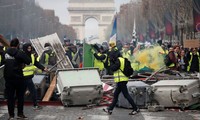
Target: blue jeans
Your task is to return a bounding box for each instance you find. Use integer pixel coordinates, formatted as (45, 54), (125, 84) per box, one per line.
(25, 78), (38, 106)
(108, 81), (138, 111)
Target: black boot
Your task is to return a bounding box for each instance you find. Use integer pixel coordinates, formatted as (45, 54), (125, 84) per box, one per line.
(103, 108), (112, 115)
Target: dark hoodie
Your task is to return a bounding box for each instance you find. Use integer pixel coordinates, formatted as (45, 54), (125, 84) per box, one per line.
(109, 50), (121, 72)
(23, 43), (45, 79)
(4, 47), (31, 81)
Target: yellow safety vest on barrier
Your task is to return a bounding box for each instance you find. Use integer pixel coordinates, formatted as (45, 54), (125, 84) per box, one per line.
(187, 52), (200, 72)
(23, 54), (35, 76)
(113, 57), (129, 83)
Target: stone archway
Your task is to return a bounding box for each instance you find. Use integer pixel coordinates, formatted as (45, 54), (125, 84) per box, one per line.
(68, 0), (115, 43)
(84, 17), (99, 40)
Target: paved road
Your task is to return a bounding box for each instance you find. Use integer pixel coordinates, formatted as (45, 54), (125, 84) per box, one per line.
(0, 105), (200, 120)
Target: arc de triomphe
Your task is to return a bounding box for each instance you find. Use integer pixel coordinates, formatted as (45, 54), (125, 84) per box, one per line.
(68, 0), (115, 43)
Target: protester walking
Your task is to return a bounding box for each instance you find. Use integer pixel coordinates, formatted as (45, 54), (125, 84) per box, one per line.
(103, 51), (139, 115)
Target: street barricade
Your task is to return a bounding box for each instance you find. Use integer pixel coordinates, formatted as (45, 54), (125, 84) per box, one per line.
(151, 79), (200, 110)
(56, 68), (103, 106)
(117, 81), (152, 109)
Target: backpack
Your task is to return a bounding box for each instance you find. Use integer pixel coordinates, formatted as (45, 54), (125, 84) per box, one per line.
(164, 54), (172, 66)
(120, 58), (134, 77)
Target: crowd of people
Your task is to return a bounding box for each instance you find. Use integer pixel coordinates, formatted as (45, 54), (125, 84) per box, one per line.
(166, 45), (200, 73)
(0, 37), (199, 119)
(90, 41), (200, 76)
(1, 38), (49, 120)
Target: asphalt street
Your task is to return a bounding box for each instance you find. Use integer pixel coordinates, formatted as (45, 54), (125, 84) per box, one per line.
(0, 105), (200, 120)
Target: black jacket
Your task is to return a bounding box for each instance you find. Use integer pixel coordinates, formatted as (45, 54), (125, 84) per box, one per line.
(3, 48), (31, 81)
(110, 58), (120, 72)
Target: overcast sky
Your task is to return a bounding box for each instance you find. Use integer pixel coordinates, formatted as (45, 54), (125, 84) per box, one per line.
(35, 0), (131, 25)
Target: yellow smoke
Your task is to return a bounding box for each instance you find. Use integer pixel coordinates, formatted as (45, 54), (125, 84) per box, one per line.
(134, 45), (165, 71)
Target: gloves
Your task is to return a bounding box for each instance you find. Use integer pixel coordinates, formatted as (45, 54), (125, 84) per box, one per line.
(43, 67), (49, 72)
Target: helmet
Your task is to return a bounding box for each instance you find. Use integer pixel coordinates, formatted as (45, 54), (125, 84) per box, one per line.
(109, 40), (116, 48)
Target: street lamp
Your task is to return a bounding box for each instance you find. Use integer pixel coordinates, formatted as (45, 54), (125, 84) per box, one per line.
(179, 20), (185, 46)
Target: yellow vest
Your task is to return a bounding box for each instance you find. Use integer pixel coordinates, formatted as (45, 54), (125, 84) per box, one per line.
(44, 53), (49, 65)
(36, 56), (40, 62)
(94, 53), (104, 71)
(113, 57), (129, 83)
(168, 63), (175, 68)
(23, 54), (35, 76)
(187, 52), (200, 71)
(122, 50), (131, 60)
(44, 52), (55, 65)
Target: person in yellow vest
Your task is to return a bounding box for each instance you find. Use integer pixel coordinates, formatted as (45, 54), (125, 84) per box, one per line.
(103, 51), (139, 115)
(70, 45), (78, 67)
(91, 45), (108, 76)
(121, 43), (131, 60)
(109, 40), (122, 60)
(22, 43), (48, 110)
(39, 43), (57, 68)
(109, 41), (118, 53)
(187, 48), (200, 73)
